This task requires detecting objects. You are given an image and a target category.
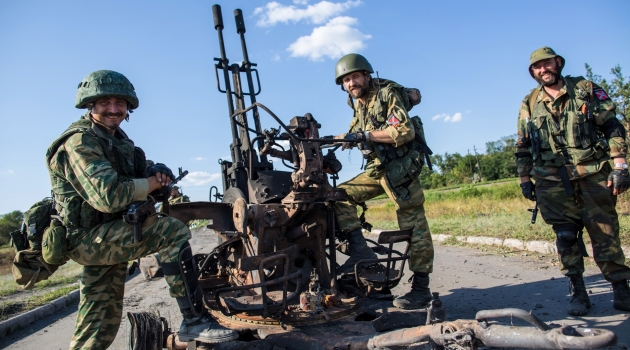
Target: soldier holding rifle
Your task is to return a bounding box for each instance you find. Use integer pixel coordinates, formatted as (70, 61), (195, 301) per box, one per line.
(46, 70), (237, 349)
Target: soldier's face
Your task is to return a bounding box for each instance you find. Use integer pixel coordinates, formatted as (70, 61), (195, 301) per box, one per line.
(91, 97), (128, 131)
(342, 72), (370, 99)
(532, 57), (562, 87)
(171, 189), (179, 197)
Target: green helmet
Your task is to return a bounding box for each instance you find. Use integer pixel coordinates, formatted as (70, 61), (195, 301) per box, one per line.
(335, 53), (373, 85)
(75, 70), (139, 109)
(528, 46), (565, 78)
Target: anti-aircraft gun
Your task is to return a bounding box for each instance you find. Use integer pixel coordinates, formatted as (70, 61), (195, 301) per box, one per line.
(127, 5), (618, 350)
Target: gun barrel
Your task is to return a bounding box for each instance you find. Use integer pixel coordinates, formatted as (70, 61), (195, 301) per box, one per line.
(133, 223), (142, 243)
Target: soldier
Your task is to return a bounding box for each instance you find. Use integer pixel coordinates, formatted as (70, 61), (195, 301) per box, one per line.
(46, 70), (237, 349)
(516, 47), (630, 315)
(330, 54), (434, 310)
(170, 185), (190, 204)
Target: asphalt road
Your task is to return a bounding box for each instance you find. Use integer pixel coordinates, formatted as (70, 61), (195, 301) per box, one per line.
(1, 229), (628, 350)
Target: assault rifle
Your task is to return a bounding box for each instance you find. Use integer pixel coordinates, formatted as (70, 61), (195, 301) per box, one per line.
(123, 168), (188, 243)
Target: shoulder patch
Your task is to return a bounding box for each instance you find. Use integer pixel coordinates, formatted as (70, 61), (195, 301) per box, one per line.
(387, 113), (400, 127)
(594, 88), (609, 101)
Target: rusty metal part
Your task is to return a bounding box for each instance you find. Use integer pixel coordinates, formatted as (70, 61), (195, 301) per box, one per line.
(232, 198), (249, 234)
(165, 334), (188, 350)
(169, 202), (235, 233)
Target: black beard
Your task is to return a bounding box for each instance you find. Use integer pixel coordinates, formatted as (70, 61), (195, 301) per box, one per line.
(535, 69), (562, 87)
(349, 85), (368, 99)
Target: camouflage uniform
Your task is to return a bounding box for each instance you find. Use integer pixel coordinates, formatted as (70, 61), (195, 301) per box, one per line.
(47, 114), (191, 349)
(515, 77), (630, 283)
(335, 83), (433, 274)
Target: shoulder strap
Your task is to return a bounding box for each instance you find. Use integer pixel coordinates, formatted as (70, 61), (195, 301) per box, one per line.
(45, 119), (94, 164)
(528, 89), (539, 116)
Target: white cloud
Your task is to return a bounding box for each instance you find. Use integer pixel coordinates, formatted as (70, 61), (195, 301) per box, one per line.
(272, 54), (281, 61)
(432, 112), (463, 123)
(192, 157), (205, 161)
(180, 171), (220, 186)
(294, 0), (309, 4)
(254, 0), (362, 27)
(0, 170), (14, 175)
(287, 16), (371, 61)
(275, 140), (291, 149)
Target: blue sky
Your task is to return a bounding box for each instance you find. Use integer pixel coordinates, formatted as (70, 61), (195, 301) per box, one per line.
(1, 0), (629, 213)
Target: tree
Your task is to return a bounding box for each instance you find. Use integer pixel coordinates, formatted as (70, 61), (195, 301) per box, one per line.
(0, 210), (23, 246)
(585, 63), (630, 132)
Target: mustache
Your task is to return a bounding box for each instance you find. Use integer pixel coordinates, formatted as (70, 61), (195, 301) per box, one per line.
(102, 111), (124, 118)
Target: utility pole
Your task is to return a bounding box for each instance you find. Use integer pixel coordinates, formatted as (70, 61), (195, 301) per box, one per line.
(468, 149), (474, 182)
(473, 145), (483, 182)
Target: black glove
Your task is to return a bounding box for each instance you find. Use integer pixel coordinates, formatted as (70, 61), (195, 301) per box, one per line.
(609, 168), (630, 193)
(344, 132), (366, 142)
(144, 163), (174, 180)
(520, 181), (536, 201)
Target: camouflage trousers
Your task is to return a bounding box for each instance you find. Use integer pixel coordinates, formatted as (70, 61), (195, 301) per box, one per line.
(334, 172), (433, 273)
(536, 168), (630, 282)
(66, 214), (191, 350)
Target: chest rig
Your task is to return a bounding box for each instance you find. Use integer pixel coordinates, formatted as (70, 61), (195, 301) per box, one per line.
(46, 117), (147, 229)
(527, 77), (608, 168)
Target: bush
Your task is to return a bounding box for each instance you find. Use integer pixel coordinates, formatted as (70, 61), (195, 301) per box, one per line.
(0, 211), (23, 246)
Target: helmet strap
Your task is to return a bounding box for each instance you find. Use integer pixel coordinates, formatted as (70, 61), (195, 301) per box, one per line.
(125, 113), (130, 122)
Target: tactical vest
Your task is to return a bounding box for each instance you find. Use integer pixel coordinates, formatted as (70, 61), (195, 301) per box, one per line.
(527, 76), (608, 168)
(46, 116), (147, 229)
(351, 79), (431, 199)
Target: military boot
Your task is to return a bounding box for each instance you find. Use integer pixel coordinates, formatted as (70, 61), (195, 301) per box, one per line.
(612, 279), (630, 311)
(567, 274), (591, 316)
(393, 272), (432, 310)
(337, 228), (378, 274)
(177, 296), (238, 343)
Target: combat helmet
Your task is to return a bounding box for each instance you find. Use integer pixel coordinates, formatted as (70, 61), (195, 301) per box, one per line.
(529, 46), (565, 79)
(75, 70), (139, 109)
(335, 53), (373, 85)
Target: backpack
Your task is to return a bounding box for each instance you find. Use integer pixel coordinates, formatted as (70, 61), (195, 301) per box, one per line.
(375, 78), (433, 171)
(11, 197), (67, 289)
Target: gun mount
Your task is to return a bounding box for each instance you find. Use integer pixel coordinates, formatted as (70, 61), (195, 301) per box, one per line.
(128, 5), (618, 350)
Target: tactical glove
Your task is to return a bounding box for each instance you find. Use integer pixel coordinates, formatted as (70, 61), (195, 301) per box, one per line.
(520, 181), (536, 201)
(344, 132), (366, 142)
(608, 168), (630, 194)
(144, 163), (174, 180)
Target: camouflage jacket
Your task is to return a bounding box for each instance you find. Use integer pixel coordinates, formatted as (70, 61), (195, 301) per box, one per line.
(515, 76), (625, 181)
(348, 82), (415, 178)
(46, 113), (151, 229)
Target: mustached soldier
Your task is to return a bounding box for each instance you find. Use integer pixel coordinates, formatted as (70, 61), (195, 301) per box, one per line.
(516, 47), (630, 316)
(331, 54), (434, 310)
(46, 70), (237, 349)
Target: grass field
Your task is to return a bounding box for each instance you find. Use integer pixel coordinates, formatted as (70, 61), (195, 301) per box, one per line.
(366, 180), (630, 248)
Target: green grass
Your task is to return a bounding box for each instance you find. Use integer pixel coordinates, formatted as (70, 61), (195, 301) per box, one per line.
(365, 181), (630, 249)
(0, 260), (82, 298)
(0, 285), (78, 321)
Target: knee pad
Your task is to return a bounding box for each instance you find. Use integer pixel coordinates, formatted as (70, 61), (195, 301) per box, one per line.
(553, 224), (581, 248)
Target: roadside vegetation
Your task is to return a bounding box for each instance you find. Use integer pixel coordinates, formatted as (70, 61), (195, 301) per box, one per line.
(366, 181), (630, 250)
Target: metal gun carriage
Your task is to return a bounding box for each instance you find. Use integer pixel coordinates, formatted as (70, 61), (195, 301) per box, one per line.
(128, 5), (617, 350)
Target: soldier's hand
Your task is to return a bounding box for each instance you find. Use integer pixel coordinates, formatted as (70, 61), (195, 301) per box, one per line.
(341, 132), (364, 150)
(145, 163), (174, 186)
(519, 181), (536, 201)
(607, 169), (630, 195)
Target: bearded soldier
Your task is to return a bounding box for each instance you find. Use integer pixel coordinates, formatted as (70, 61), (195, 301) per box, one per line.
(516, 47), (630, 315)
(330, 54), (434, 310)
(46, 70), (237, 349)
